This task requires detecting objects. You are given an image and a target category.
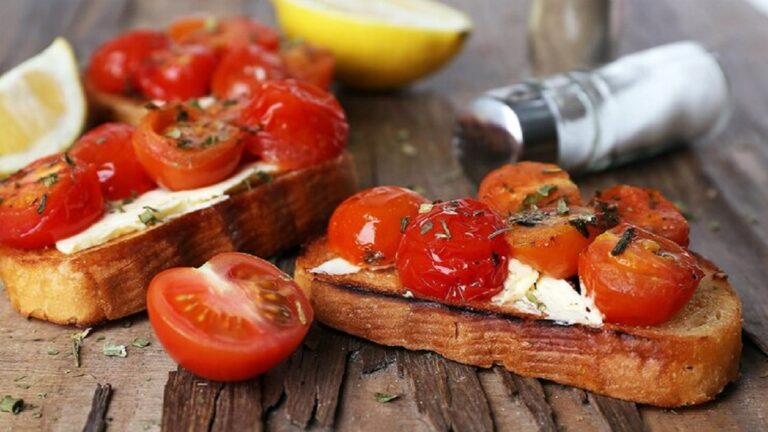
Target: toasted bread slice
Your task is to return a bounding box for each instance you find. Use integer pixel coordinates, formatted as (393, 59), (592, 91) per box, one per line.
(294, 237), (742, 407)
(0, 154), (357, 327)
(85, 79), (147, 126)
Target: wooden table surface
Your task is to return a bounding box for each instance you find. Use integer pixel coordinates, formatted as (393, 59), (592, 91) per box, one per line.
(1, 0), (768, 431)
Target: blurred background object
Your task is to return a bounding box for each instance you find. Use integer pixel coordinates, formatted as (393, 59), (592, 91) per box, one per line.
(272, 0), (472, 90)
(455, 42), (731, 182)
(528, 0), (622, 76)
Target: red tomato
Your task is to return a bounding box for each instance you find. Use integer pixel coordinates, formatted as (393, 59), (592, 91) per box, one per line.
(169, 15), (280, 53)
(132, 102), (244, 190)
(396, 199), (510, 302)
(328, 186), (429, 266)
(506, 206), (602, 279)
(211, 45), (287, 99)
(578, 223), (703, 326)
(147, 252), (313, 381)
(478, 162), (582, 216)
(137, 44), (218, 101)
(69, 123), (156, 200)
(237, 80), (348, 169)
(280, 42), (335, 89)
(592, 185), (689, 246)
(86, 30), (171, 94)
(0, 154), (104, 249)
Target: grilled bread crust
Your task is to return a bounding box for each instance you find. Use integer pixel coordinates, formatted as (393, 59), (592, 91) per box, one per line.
(294, 237), (742, 407)
(0, 155), (357, 327)
(85, 79), (147, 126)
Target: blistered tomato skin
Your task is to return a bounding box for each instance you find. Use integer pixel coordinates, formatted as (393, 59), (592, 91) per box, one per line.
(147, 252), (313, 381)
(592, 185), (689, 246)
(478, 162), (582, 216)
(0, 154), (104, 249)
(137, 44), (218, 101)
(211, 45), (287, 99)
(578, 223), (703, 326)
(396, 199), (510, 302)
(328, 186), (429, 266)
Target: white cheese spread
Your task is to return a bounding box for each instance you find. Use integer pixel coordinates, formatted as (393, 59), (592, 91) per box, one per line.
(55, 162), (279, 254)
(309, 257), (362, 275)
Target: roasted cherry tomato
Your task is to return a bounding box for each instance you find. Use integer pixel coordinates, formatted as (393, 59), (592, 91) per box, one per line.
(137, 44), (218, 101)
(505, 206), (602, 279)
(169, 15), (280, 53)
(396, 199), (509, 301)
(211, 45), (287, 99)
(592, 185), (689, 246)
(237, 80), (348, 169)
(478, 162), (582, 216)
(86, 30), (171, 94)
(578, 223), (703, 326)
(69, 123), (156, 200)
(0, 154), (104, 249)
(132, 102), (244, 190)
(280, 42), (335, 89)
(328, 186), (429, 266)
(147, 252), (313, 381)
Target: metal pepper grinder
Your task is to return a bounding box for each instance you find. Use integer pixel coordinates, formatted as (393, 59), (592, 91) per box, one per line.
(454, 42), (731, 183)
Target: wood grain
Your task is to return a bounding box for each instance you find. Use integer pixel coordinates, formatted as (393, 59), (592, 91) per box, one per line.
(82, 383), (113, 432)
(0, 0), (767, 431)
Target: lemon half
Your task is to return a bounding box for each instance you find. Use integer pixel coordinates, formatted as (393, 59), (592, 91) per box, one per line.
(273, 0), (472, 90)
(0, 38), (86, 175)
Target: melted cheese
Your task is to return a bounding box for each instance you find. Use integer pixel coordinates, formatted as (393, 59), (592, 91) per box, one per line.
(55, 162), (279, 254)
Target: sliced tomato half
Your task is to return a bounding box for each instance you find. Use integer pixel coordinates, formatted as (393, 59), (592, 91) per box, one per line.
(147, 252), (313, 381)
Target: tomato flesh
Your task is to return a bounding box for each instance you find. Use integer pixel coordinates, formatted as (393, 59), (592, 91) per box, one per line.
(147, 252), (313, 381)
(478, 162), (582, 216)
(70, 123), (156, 200)
(237, 80), (348, 169)
(137, 44), (218, 101)
(506, 206), (602, 279)
(132, 102), (244, 190)
(0, 154), (104, 249)
(592, 185), (689, 246)
(328, 186), (428, 266)
(86, 30), (171, 94)
(396, 199), (509, 301)
(578, 223), (703, 326)
(211, 45), (287, 99)
(280, 42), (335, 90)
(169, 15), (280, 53)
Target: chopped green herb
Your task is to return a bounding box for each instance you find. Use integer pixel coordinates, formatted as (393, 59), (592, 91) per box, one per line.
(611, 227), (636, 256)
(64, 152), (76, 167)
(132, 338), (151, 348)
(508, 208), (547, 227)
(177, 137), (193, 149)
(522, 184), (558, 208)
(396, 129), (410, 141)
(435, 220), (452, 239)
(374, 392), (400, 403)
(47, 348), (59, 356)
(39, 173), (59, 187)
(400, 216), (410, 233)
(525, 290), (546, 311)
(165, 128), (182, 139)
(188, 99), (201, 109)
(13, 375), (26, 383)
(14, 384), (30, 390)
(138, 207), (162, 226)
(556, 199), (569, 215)
(32, 412), (42, 419)
(71, 328), (92, 368)
(176, 108), (190, 122)
(96, 335), (106, 342)
(36, 194), (48, 215)
(256, 171), (273, 184)
(419, 220), (434, 235)
(487, 226), (513, 239)
(36, 393), (47, 399)
(203, 135), (219, 147)
(568, 214), (596, 239)
(103, 344), (127, 358)
(0, 395), (23, 414)
(708, 220), (721, 232)
(242, 178), (253, 191)
(418, 203), (433, 214)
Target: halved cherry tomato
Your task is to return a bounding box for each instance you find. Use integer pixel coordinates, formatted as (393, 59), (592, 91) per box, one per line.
(280, 42), (335, 90)
(211, 45), (287, 99)
(69, 123), (156, 200)
(132, 102), (244, 190)
(0, 154), (104, 249)
(86, 30), (171, 94)
(147, 252), (313, 381)
(328, 186), (429, 266)
(578, 223), (703, 326)
(396, 199), (509, 301)
(137, 44), (218, 101)
(169, 15), (280, 53)
(478, 162), (582, 216)
(237, 80), (348, 169)
(592, 185), (689, 246)
(505, 206), (602, 279)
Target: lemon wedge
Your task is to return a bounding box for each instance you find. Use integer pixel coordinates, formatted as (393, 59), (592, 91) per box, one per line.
(273, 0), (472, 90)
(0, 38), (86, 175)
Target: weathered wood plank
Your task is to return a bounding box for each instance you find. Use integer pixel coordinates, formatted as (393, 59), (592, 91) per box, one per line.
(82, 383), (113, 432)
(494, 368), (558, 432)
